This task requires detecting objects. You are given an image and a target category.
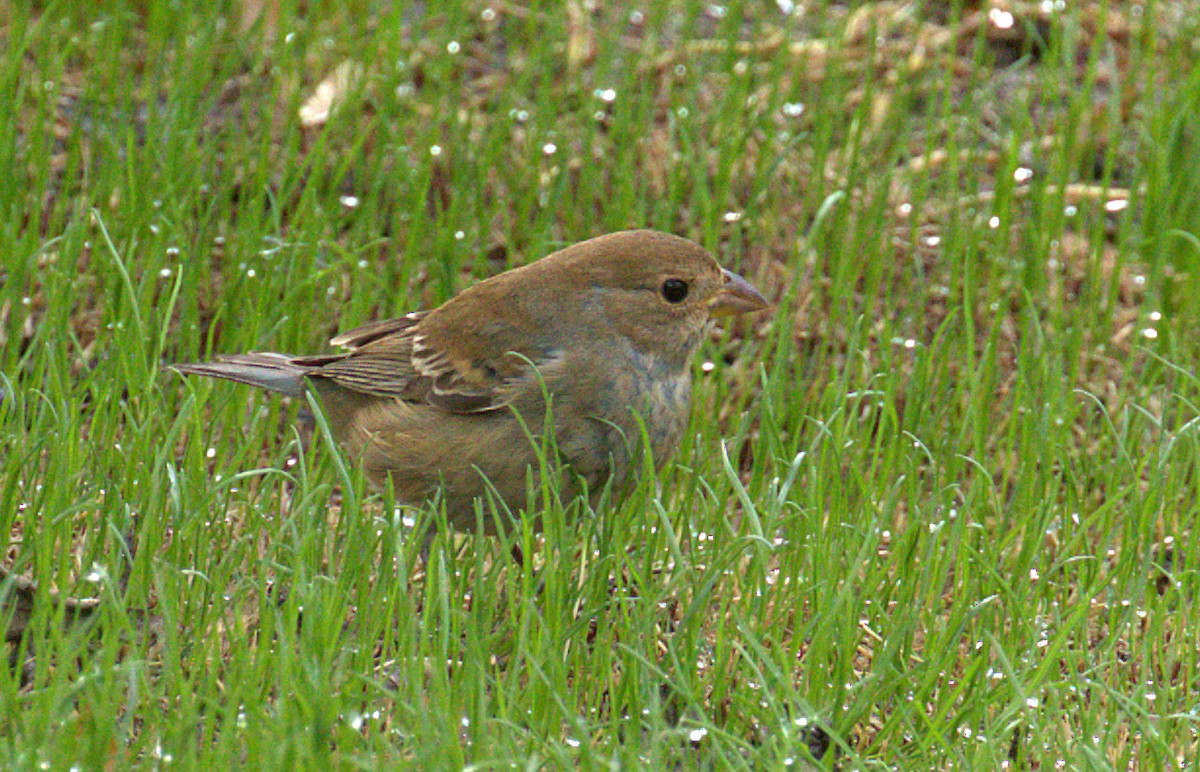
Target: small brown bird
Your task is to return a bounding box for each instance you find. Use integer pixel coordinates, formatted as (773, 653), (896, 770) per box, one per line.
(175, 230), (768, 532)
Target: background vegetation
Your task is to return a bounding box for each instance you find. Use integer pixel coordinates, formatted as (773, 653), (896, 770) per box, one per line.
(3, 0), (1199, 767)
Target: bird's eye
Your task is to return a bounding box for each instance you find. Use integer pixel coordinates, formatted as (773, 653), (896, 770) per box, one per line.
(661, 278), (689, 303)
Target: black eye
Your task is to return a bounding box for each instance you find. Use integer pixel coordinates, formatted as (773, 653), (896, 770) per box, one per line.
(661, 278), (689, 303)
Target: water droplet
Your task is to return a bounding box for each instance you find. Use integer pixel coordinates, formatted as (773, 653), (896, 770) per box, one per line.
(782, 102), (804, 117)
(481, 7), (496, 21)
(340, 195), (360, 208)
(446, 41), (460, 54)
(1013, 167), (1033, 182)
(988, 216), (1001, 228)
(542, 142), (557, 155)
(430, 145), (443, 156)
(989, 8), (1014, 28)
(1104, 199), (1128, 213)
(1142, 328), (1158, 340)
(594, 88), (617, 103)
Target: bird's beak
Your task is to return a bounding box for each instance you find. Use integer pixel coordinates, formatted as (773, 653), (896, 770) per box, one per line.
(709, 268), (769, 317)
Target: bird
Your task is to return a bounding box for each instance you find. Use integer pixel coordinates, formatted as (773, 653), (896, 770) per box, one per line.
(174, 229), (768, 534)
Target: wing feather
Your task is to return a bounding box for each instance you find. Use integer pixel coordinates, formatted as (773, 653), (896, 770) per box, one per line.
(301, 310), (535, 414)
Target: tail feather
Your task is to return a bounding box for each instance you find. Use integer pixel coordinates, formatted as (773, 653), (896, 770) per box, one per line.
(172, 352), (309, 397)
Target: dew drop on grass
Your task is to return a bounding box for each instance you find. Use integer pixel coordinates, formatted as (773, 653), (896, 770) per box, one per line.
(159, 267), (172, 278)
(481, 7), (496, 21)
(1142, 328), (1158, 340)
(782, 102), (804, 117)
(455, 230), (465, 240)
(339, 195), (360, 208)
(446, 41), (460, 54)
(1013, 167), (1033, 182)
(1105, 198), (1128, 213)
(430, 145), (443, 156)
(594, 88), (617, 103)
(989, 8), (1014, 28)
(205, 448), (216, 459)
(542, 142), (557, 155)
(688, 727), (708, 743)
(629, 10), (644, 23)
(988, 216), (1001, 228)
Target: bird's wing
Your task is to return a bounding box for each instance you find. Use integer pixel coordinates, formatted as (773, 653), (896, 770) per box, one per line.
(298, 309), (548, 414)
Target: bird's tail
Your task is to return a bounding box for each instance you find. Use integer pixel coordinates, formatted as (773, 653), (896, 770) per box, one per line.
(172, 352), (310, 397)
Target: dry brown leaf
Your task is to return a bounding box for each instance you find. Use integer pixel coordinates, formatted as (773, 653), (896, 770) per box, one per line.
(298, 60), (364, 128)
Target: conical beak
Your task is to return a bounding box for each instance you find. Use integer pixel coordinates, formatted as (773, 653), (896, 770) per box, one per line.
(710, 268), (769, 317)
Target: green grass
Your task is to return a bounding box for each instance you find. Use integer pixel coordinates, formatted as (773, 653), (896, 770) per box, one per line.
(4, 0), (1200, 767)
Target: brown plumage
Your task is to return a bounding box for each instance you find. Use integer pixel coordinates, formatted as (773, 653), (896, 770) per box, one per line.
(175, 230), (768, 532)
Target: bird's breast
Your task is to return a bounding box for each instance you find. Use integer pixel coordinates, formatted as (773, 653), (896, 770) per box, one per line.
(549, 342), (692, 482)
